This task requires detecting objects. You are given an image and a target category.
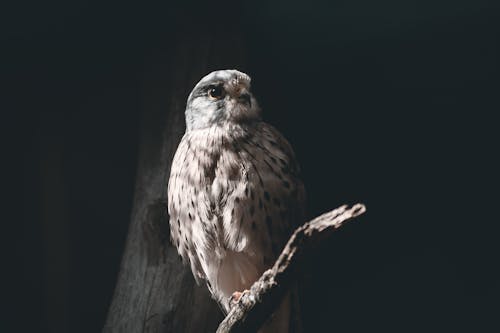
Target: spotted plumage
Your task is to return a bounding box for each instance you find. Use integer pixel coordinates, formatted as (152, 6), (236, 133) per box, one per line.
(168, 70), (305, 331)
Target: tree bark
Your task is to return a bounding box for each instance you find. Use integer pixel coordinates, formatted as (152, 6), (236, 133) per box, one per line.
(104, 29), (247, 333)
(217, 204), (366, 333)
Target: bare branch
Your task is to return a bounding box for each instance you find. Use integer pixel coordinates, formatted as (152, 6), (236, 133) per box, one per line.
(217, 203), (367, 333)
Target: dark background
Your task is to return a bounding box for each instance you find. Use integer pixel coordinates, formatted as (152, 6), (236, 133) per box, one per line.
(4, 0), (499, 332)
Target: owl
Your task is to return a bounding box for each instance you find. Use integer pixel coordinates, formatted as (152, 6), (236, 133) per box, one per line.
(168, 69), (305, 332)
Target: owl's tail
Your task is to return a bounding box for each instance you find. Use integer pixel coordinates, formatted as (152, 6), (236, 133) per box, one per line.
(258, 284), (301, 333)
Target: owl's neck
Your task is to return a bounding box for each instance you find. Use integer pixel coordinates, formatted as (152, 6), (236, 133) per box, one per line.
(186, 122), (258, 144)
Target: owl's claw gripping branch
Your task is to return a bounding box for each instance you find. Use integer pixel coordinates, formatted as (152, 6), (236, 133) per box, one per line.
(229, 290), (250, 309)
(216, 203), (366, 333)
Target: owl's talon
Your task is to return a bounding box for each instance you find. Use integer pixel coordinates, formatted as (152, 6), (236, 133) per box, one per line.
(231, 291), (242, 303)
(229, 290), (250, 308)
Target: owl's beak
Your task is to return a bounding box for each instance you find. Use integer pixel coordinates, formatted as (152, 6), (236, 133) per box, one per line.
(226, 73), (252, 107)
(227, 80), (252, 107)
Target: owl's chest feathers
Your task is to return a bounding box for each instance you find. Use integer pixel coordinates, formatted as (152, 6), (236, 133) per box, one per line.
(185, 123), (253, 216)
(181, 124), (257, 257)
(188, 124), (249, 177)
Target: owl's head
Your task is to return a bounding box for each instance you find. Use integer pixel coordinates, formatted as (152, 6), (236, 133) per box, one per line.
(185, 69), (261, 131)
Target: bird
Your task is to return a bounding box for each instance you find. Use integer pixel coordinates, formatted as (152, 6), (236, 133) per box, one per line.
(168, 69), (305, 332)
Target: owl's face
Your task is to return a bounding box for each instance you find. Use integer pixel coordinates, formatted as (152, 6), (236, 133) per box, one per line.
(185, 69), (261, 131)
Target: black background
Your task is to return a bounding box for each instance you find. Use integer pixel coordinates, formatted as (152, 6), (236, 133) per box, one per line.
(4, 0), (499, 332)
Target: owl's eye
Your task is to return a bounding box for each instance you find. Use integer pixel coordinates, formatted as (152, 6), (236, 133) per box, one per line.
(208, 85), (225, 100)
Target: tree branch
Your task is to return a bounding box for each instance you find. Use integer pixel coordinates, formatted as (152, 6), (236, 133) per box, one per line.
(216, 203), (366, 333)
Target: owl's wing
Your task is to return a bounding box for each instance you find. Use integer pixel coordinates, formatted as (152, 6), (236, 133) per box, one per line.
(221, 122), (306, 262)
(168, 134), (209, 284)
(260, 123), (307, 228)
